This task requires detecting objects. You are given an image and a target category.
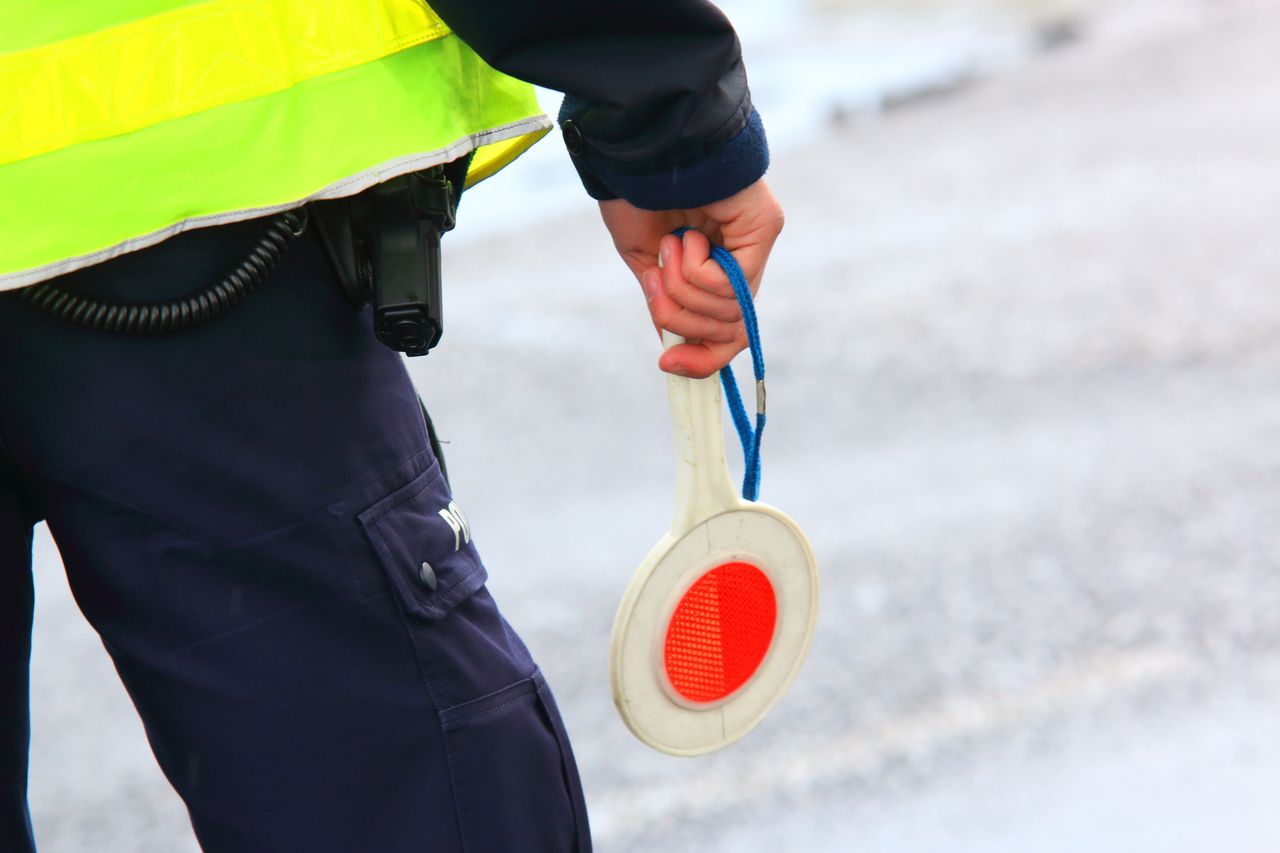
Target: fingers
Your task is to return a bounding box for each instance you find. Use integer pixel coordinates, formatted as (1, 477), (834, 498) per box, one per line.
(604, 180), (783, 378)
(642, 268), (737, 343)
(658, 336), (747, 379)
(677, 230), (737, 299)
(660, 236), (742, 322)
(638, 237), (741, 344)
(643, 232), (756, 375)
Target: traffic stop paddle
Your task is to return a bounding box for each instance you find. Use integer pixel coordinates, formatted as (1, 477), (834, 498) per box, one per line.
(610, 236), (820, 756)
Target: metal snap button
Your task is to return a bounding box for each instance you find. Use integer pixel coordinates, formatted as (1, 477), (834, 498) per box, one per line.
(561, 120), (585, 156)
(419, 561), (438, 590)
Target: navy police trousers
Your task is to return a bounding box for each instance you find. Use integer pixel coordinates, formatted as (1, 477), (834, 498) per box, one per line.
(0, 218), (591, 851)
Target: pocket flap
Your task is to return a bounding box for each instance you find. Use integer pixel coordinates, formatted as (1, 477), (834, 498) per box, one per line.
(358, 464), (486, 621)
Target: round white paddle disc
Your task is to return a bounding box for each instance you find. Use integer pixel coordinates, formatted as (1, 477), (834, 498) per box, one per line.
(611, 333), (819, 756)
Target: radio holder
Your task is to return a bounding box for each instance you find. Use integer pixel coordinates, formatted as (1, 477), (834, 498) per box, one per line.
(311, 162), (464, 356)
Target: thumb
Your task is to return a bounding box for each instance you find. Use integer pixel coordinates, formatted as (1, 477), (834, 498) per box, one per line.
(699, 180), (785, 292)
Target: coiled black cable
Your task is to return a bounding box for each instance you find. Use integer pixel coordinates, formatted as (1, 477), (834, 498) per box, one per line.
(21, 209), (308, 333)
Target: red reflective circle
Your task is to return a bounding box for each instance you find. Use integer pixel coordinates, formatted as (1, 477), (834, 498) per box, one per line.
(664, 562), (777, 704)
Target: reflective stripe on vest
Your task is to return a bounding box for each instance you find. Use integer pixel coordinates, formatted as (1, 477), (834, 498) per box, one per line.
(0, 0), (549, 290)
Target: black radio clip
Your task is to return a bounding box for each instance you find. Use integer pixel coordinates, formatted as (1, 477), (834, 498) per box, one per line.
(311, 161), (464, 356)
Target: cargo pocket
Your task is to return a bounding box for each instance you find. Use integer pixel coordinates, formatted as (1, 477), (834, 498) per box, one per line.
(440, 670), (592, 853)
(356, 462), (592, 850)
(357, 462), (486, 623)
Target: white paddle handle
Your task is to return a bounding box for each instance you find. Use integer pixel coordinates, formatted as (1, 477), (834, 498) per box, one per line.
(663, 331), (741, 534)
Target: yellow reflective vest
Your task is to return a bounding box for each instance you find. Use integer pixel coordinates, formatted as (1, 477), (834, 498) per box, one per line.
(0, 0), (549, 291)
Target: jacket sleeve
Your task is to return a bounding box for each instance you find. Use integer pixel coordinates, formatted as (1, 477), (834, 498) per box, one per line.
(425, 0), (769, 211)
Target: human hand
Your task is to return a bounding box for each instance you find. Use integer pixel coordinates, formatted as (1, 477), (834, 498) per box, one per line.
(598, 179), (784, 378)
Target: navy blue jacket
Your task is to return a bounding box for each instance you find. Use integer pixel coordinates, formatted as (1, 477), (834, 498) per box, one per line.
(428, 0), (769, 210)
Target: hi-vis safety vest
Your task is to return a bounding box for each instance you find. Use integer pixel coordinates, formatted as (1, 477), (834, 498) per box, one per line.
(0, 0), (550, 291)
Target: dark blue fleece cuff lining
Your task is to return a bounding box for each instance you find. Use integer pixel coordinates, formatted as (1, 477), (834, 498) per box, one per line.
(578, 108), (770, 211)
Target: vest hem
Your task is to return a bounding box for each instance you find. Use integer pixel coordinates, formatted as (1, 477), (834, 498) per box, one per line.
(0, 116), (551, 292)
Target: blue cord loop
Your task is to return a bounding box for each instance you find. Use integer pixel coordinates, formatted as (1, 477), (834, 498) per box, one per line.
(671, 228), (766, 501)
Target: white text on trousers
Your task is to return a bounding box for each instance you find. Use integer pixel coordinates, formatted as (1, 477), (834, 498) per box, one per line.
(438, 501), (471, 551)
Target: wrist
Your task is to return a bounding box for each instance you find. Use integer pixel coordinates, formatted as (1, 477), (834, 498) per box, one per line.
(561, 106), (770, 211)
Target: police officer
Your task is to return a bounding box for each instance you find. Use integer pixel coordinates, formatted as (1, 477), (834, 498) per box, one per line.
(0, 1), (782, 850)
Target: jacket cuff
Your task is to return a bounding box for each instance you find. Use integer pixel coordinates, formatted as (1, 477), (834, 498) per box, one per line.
(559, 107), (770, 211)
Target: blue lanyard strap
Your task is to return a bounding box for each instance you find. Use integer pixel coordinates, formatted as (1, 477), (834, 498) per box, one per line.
(672, 228), (766, 501)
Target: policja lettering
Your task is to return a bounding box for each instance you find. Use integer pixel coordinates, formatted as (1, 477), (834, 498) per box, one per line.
(439, 501), (472, 552)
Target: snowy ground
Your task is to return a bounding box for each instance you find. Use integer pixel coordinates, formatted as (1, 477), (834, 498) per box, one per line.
(25, 0), (1280, 850)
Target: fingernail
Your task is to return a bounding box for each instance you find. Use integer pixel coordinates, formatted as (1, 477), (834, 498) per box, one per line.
(659, 239), (671, 266)
(642, 271), (658, 302)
